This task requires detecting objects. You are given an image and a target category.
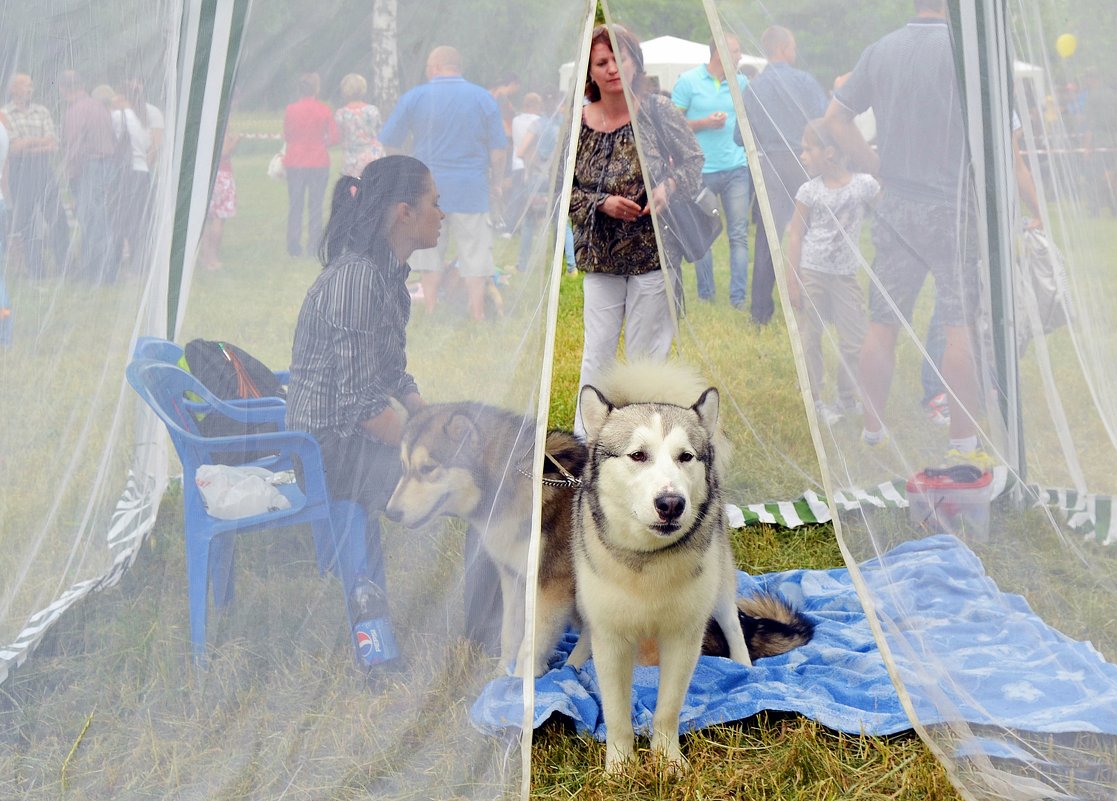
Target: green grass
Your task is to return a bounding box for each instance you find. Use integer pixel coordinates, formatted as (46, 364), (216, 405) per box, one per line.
(5, 111), (1117, 799)
(531, 718), (959, 800)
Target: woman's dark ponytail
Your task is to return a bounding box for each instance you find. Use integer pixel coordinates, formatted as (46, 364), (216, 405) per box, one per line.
(319, 175), (362, 266)
(318, 156), (432, 268)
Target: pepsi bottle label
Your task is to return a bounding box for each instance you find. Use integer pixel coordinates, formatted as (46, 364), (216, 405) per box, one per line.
(354, 617), (399, 666)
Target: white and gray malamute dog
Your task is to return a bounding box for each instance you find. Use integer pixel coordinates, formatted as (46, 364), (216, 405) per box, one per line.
(574, 360), (813, 773)
(385, 402), (587, 677)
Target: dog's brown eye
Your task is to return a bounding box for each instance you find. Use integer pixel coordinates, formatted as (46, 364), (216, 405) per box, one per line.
(628, 451), (647, 462)
(679, 452), (694, 463)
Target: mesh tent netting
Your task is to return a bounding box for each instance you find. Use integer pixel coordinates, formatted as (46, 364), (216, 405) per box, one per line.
(1, 0), (1116, 798)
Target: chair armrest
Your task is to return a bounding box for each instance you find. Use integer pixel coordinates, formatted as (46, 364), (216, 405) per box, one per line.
(183, 396), (287, 427)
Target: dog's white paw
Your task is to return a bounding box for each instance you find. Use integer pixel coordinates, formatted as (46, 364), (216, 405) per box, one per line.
(604, 739), (635, 774)
(512, 639), (548, 679)
(731, 649), (753, 667)
(650, 735), (690, 774)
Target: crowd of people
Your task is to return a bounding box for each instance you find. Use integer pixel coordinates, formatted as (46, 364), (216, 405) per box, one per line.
(0, 2), (1087, 685)
(0, 70), (168, 348)
(284, 0), (1040, 600)
(279, 5), (978, 671)
(0, 70), (164, 291)
(0, 2), (1036, 461)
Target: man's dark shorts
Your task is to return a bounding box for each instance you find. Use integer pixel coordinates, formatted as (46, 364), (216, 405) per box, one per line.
(868, 193), (980, 326)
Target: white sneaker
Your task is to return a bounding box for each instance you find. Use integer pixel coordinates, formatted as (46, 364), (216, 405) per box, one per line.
(861, 427), (890, 449)
(815, 401), (843, 427)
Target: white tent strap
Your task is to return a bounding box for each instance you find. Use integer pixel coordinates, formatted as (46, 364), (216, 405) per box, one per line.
(0, 472), (159, 686)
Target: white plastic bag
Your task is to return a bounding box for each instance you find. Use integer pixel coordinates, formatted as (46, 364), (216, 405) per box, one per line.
(195, 464), (292, 520)
(1016, 228), (1071, 352)
(267, 146), (286, 180)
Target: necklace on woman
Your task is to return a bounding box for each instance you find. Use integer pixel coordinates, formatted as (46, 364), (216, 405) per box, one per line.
(597, 103), (628, 131)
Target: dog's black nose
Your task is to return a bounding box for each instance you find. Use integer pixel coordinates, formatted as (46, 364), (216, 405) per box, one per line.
(384, 506), (402, 523)
(654, 492), (686, 522)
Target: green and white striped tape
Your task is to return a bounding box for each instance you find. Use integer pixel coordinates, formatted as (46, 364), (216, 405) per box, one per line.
(728, 467), (1115, 545)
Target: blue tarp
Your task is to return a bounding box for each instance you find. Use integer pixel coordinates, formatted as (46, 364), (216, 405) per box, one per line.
(472, 535), (1117, 740)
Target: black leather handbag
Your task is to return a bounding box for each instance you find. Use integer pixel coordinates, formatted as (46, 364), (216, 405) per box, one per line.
(659, 185), (722, 263)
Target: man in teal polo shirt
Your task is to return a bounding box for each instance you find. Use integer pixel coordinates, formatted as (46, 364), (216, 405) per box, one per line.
(671, 34), (750, 307)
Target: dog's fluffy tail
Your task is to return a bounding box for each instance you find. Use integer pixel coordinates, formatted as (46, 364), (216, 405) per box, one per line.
(703, 594), (814, 661)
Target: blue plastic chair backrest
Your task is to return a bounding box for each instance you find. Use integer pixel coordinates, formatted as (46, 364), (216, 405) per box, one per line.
(128, 358), (294, 474)
(128, 359), (235, 469)
(134, 336), (185, 366)
(128, 360), (207, 434)
(134, 336), (291, 397)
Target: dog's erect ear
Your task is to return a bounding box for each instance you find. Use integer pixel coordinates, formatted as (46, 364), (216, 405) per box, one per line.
(692, 387), (720, 437)
(443, 411), (482, 450)
(578, 385), (613, 442)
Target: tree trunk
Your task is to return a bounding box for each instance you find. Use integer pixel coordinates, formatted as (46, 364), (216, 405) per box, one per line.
(370, 0), (399, 112)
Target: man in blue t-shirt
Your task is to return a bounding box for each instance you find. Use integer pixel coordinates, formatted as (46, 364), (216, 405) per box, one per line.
(381, 46), (507, 322)
(672, 34), (750, 308)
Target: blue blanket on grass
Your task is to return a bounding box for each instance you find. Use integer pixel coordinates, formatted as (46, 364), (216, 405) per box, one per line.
(471, 535), (1117, 740)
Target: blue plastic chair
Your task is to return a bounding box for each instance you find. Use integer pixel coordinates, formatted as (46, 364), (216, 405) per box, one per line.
(133, 335), (186, 365)
(133, 335), (291, 391)
(126, 358), (375, 660)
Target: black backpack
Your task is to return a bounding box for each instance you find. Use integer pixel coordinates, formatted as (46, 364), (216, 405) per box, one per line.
(180, 339), (287, 463)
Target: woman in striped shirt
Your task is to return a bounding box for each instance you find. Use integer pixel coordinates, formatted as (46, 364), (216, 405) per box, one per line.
(287, 156), (442, 622)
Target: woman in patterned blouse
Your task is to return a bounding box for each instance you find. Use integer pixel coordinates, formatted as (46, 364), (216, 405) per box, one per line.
(569, 24), (705, 437)
(334, 73), (384, 178)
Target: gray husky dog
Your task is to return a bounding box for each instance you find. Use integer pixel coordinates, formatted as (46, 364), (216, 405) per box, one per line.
(385, 402), (586, 677)
(573, 360), (813, 773)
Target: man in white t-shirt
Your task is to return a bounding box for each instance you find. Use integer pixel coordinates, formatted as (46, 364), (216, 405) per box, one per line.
(110, 79), (165, 270)
(506, 91), (542, 236)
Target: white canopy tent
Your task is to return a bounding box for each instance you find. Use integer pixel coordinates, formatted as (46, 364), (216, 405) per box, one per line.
(558, 34), (768, 95)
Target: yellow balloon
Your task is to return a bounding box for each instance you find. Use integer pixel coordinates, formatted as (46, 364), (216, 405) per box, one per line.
(1056, 33), (1077, 59)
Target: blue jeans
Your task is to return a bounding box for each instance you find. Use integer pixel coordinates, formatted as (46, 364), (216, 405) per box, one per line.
(922, 302), (946, 404)
(693, 166), (751, 306)
(286, 166), (329, 257)
(8, 153), (71, 279)
(564, 221), (576, 270)
(921, 298), (997, 407)
(752, 151), (804, 324)
(73, 157), (117, 284)
(0, 200), (10, 346)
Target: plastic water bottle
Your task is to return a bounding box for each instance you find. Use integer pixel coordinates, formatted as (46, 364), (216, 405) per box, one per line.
(349, 578), (399, 667)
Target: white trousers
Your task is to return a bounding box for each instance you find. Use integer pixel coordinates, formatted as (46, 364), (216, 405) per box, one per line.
(574, 270), (675, 438)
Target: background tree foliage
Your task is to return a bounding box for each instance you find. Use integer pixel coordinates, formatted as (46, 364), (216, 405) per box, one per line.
(732, 0), (909, 85)
(0, 1), (1112, 143)
(236, 0), (583, 109)
(0, 0), (167, 103)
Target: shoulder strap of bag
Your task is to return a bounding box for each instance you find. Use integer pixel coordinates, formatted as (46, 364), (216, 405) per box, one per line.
(638, 96), (673, 185)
